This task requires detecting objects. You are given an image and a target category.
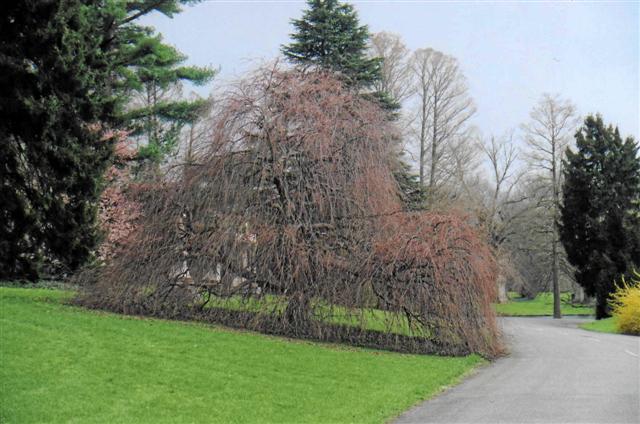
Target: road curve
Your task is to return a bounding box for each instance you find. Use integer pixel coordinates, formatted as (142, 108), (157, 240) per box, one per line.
(395, 317), (640, 424)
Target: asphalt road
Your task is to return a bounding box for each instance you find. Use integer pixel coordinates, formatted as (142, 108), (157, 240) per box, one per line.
(395, 317), (640, 424)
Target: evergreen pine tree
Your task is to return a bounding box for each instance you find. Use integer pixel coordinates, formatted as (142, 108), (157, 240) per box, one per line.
(282, 0), (382, 88)
(559, 115), (640, 318)
(0, 0), (114, 279)
(118, 28), (215, 168)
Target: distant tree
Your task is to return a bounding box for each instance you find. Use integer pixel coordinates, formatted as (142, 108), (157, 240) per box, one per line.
(560, 115), (640, 318)
(500, 177), (577, 299)
(409, 48), (476, 197)
(0, 0), (114, 279)
(470, 134), (525, 302)
(522, 94), (578, 318)
(368, 32), (425, 209)
(369, 32), (413, 104)
(282, 0), (381, 88)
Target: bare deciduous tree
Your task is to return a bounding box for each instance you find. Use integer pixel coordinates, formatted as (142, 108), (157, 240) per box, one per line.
(369, 32), (413, 104)
(521, 93), (578, 318)
(457, 133), (528, 302)
(408, 48), (476, 198)
(501, 181), (578, 300)
(476, 133), (524, 246)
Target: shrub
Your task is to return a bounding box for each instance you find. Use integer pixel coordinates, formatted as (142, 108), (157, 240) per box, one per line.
(610, 270), (640, 335)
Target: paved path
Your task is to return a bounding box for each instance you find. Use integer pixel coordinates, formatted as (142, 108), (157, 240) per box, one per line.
(395, 317), (640, 424)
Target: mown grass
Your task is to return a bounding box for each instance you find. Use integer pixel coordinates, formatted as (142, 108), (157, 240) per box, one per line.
(579, 316), (620, 334)
(495, 292), (593, 316)
(206, 294), (419, 336)
(1, 287), (483, 423)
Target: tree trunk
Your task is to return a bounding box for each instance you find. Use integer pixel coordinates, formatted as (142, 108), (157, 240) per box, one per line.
(419, 91), (426, 186)
(552, 237), (561, 318)
(284, 291), (311, 334)
(551, 132), (562, 319)
(429, 97), (438, 194)
(497, 274), (508, 304)
(595, 294), (609, 319)
(572, 283), (585, 304)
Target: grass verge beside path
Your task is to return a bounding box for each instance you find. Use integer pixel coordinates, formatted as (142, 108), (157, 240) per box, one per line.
(579, 317), (620, 334)
(0, 287), (484, 423)
(495, 292), (593, 317)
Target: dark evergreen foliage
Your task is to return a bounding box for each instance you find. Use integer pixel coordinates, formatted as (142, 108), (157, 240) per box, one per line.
(0, 0), (210, 279)
(392, 161), (428, 211)
(282, 0), (382, 88)
(116, 23), (215, 166)
(559, 115), (640, 318)
(0, 0), (114, 279)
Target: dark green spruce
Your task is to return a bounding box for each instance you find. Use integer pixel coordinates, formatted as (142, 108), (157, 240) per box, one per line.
(559, 115), (640, 318)
(282, 0), (381, 88)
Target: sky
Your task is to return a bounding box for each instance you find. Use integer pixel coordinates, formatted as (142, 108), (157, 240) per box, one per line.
(140, 0), (640, 140)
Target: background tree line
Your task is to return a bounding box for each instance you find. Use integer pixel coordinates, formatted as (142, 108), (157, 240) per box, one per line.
(365, 28), (639, 317)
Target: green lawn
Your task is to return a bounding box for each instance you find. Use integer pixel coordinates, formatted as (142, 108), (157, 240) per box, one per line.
(1, 287), (483, 423)
(206, 294), (419, 337)
(495, 292), (593, 317)
(579, 317), (620, 334)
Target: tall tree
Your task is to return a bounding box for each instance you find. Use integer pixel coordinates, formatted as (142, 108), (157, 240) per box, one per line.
(560, 115), (640, 318)
(409, 48), (476, 197)
(521, 94), (578, 319)
(0, 0), (211, 279)
(0, 0), (114, 279)
(282, 0), (381, 89)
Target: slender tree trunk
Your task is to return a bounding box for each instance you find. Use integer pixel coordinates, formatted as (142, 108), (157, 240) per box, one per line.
(523, 94), (577, 317)
(552, 235), (561, 318)
(429, 96), (438, 194)
(551, 135), (562, 319)
(183, 123), (196, 184)
(595, 292), (609, 319)
(419, 89), (427, 186)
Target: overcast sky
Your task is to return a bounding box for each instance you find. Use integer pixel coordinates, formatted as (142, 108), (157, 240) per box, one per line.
(140, 0), (639, 140)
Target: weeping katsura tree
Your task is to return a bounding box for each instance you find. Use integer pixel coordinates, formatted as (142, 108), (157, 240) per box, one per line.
(78, 68), (501, 357)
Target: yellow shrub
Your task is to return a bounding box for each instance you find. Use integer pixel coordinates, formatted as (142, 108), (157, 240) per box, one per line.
(610, 270), (640, 335)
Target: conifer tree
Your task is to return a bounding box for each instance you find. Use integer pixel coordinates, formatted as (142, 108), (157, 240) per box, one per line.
(282, 0), (381, 88)
(119, 29), (215, 168)
(0, 0), (114, 279)
(560, 115), (640, 318)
